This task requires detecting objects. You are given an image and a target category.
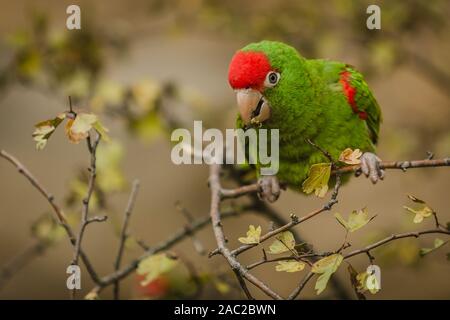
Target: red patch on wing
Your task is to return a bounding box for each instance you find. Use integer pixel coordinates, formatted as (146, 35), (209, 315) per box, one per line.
(339, 71), (367, 120)
(228, 51), (271, 90)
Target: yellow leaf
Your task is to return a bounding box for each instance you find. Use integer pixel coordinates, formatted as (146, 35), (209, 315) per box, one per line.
(334, 208), (375, 232)
(32, 113), (66, 150)
(403, 195), (434, 224)
(137, 253), (178, 286)
(238, 225), (261, 244)
(302, 163), (331, 198)
(131, 79), (161, 114)
(311, 254), (343, 295)
(356, 271), (380, 294)
(339, 148), (362, 165)
(213, 279), (231, 295)
(65, 113), (109, 143)
(275, 260), (305, 273)
(84, 292), (99, 300)
(268, 231), (295, 254)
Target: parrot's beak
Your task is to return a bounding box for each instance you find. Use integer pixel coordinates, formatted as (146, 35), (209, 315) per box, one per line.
(236, 89), (271, 126)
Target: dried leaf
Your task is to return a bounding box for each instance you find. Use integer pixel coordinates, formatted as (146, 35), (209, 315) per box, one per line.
(238, 225), (261, 244)
(65, 113), (109, 143)
(268, 231), (296, 254)
(339, 148), (362, 165)
(275, 260), (305, 273)
(334, 208), (375, 232)
(302, 163), (331, 198)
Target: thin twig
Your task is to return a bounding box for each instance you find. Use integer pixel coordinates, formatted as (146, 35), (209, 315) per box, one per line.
(113, 179), (140, 300)
(89, 208), (249, 295)
(70, 133), (102, 299)
(0, 150), (101, 284)
(208, 163), (283, 300)
(334, 158), (450, 174)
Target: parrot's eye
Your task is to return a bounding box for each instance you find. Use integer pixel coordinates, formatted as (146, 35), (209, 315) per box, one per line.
(264, 71), (280, 87)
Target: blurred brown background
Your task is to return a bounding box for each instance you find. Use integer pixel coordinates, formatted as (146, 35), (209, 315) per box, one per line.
(0, 0), (449, 299)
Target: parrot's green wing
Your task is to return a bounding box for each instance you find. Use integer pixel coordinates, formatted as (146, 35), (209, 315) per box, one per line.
(318, 60), (382, 144)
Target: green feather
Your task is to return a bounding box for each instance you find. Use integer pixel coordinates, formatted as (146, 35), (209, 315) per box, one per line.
(237, 41), (382, 188)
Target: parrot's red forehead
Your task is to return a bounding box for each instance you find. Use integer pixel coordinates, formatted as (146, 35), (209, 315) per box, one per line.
(228, 51), (271, 90)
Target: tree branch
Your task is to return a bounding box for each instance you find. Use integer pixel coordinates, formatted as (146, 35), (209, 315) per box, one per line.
(113, 179), (140, 300)
(0, 149), (102, 285)
(208, 164), (284, 300)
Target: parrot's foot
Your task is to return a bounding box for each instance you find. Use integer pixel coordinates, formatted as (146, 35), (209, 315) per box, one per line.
(257, 175), (280, 203)
(357, 152), (385, 184)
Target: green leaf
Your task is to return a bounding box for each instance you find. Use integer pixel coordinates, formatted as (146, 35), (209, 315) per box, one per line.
(238, 225), (262, 244)
(137, 253), (178, 286)
(419, 238), (448, 257)
(302, 163), (331, 198)
(32, 113), (66, 150)
(268, 231), (296, 254)
(275, 260), (305, 273)
(403, 195), (434, 224)
(311, 254), (343, 295)
(334, 208), (375, 232)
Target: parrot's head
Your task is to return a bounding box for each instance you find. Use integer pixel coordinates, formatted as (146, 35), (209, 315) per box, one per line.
(228, 40), (306, 127)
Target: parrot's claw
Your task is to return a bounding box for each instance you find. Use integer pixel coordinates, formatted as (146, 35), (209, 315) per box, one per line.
(358, 152), (384, 184)
(257, 175), (280, 203)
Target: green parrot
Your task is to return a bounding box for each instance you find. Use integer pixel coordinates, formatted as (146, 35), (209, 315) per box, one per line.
(228, 40), (383, 202)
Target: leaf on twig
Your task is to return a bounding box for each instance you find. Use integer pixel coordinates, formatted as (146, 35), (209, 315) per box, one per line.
(275, 260), (305, 273)
(65, 112), (109, 143)
(311, 254), (343, 295)
(334, 208), (376, 232)
(32, 113), (66, 150)
(268, 231), (296, 254)
(137, 253), (178, 286)
(238, 225), (262, 244)
(403, 195), (434, 224)
(356, 271), (380, 294)
(302, 163), (331, 198)
(419, 238), (448, 257)
(339, 148), (362, 165)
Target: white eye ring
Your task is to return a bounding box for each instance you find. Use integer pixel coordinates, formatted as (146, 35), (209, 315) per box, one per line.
(264, 71), (280, 87)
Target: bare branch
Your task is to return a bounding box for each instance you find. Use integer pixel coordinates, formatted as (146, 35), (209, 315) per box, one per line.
(208, 164), (283, 300)
(0, 150), (101, 284)
(113, 179), (140, 300)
